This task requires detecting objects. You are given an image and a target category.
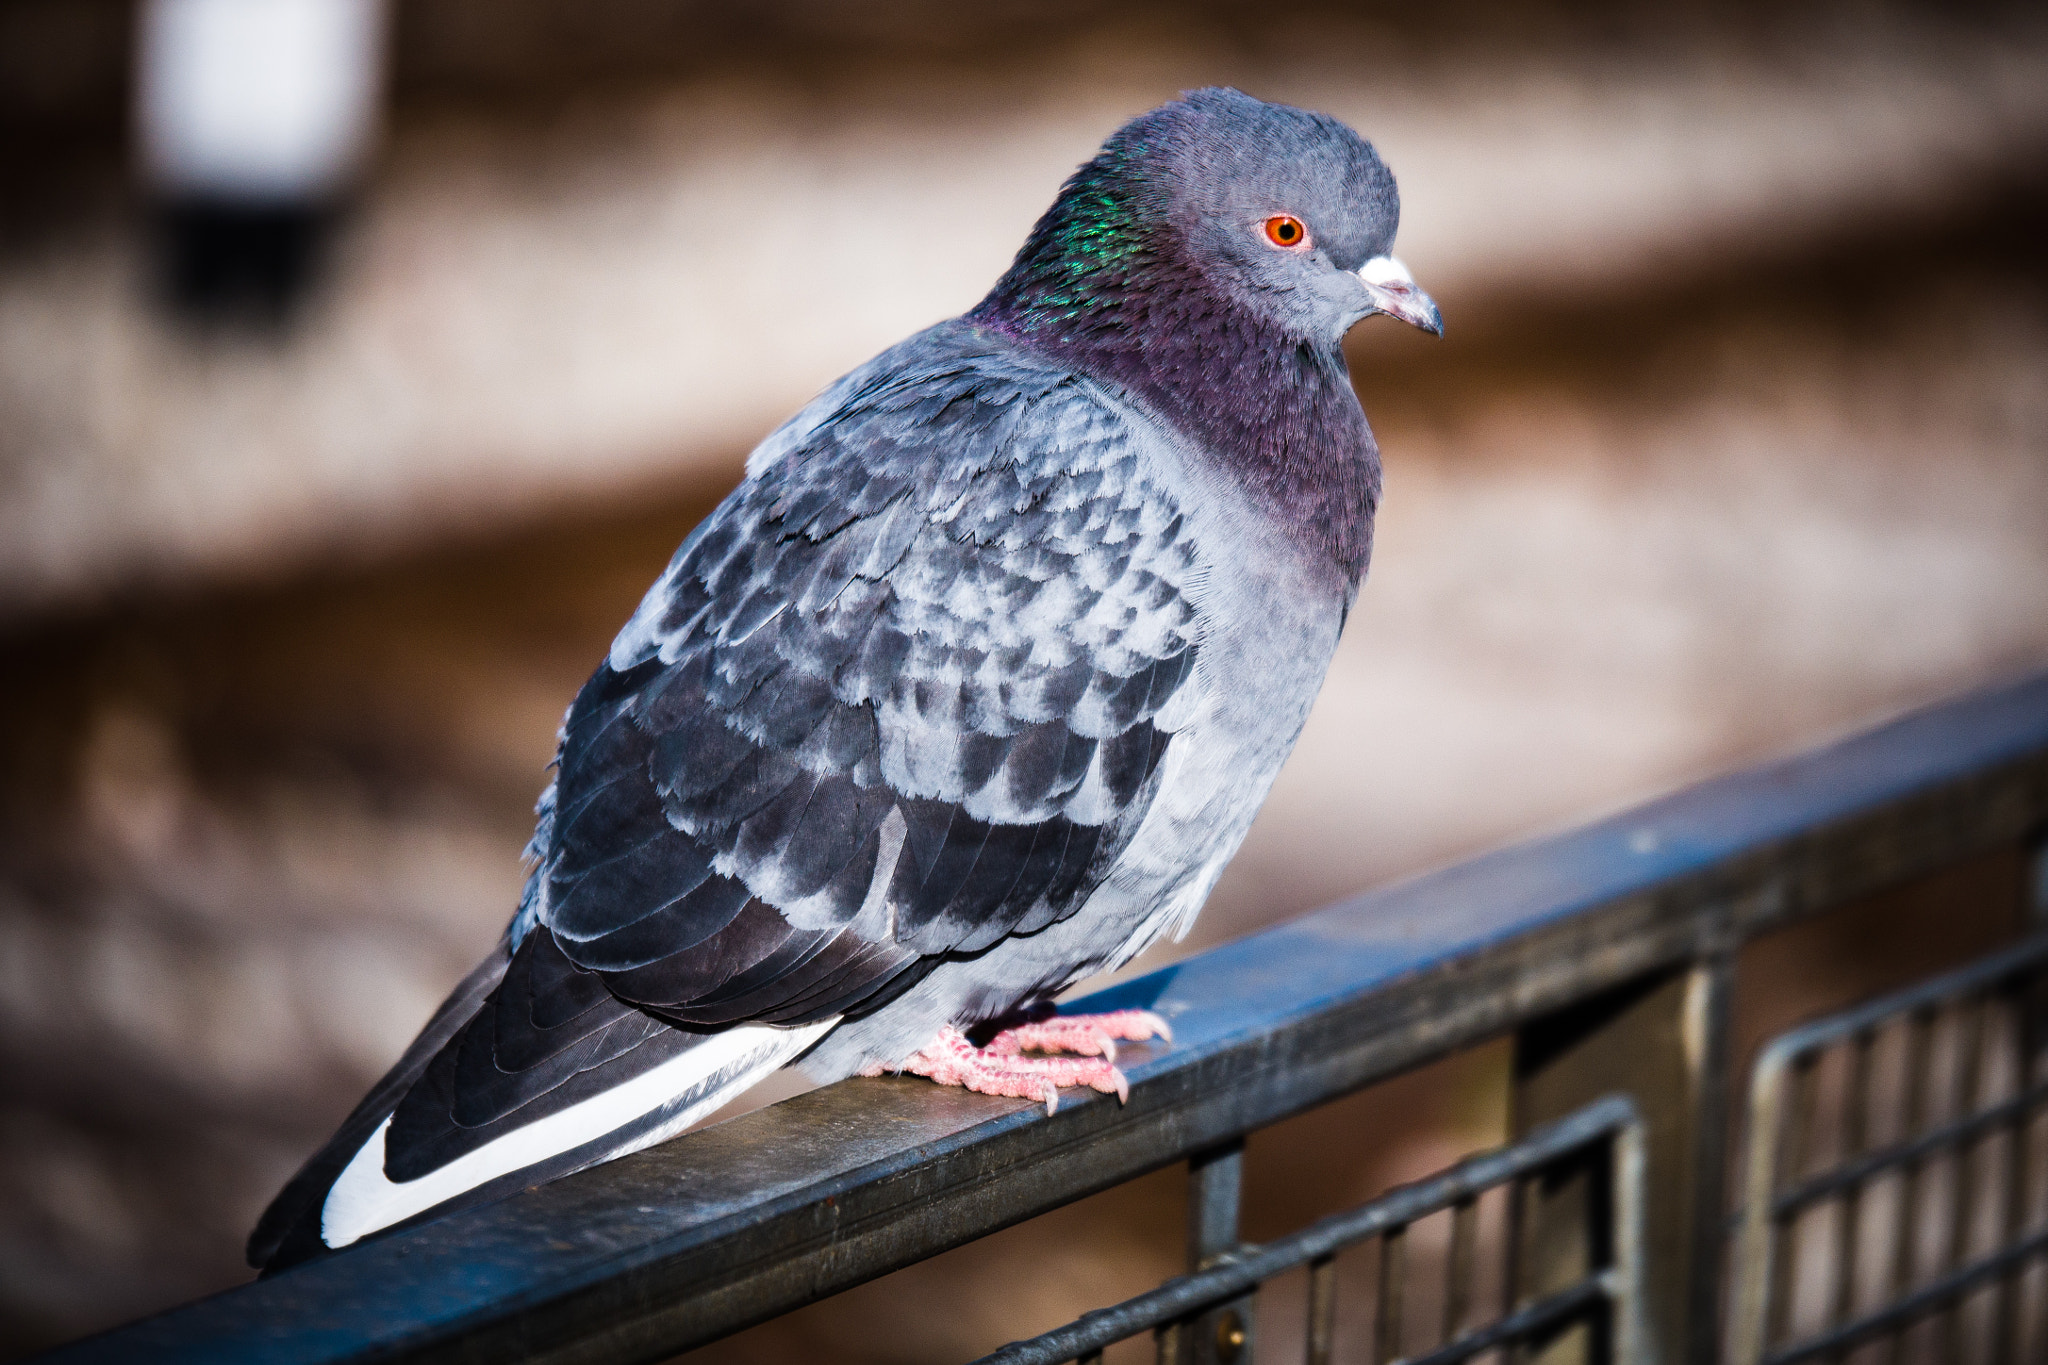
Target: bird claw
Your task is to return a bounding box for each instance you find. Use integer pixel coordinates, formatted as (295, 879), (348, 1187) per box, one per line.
(990, 1009), (1173, 1062)
(864, 1010), (1170, 1113)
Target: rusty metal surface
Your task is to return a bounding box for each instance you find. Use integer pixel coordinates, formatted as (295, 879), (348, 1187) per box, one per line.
(35, 671), (2048, 1364)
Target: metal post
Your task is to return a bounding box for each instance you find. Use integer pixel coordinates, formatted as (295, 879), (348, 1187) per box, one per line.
(1513, 953), (1735, 1365)
(2030, 835), (2048, 933)
(1610, 1111), (1652, 1365)
(1444, 1196), (1477, 1341)
(1826, 1031), (1874, 1336)
(1374, 1223), (1406, 1363)
(1305, 1254), (1337, 1365)
(1879, 1009), (1934, 1365)
(1175, 1139), (1252, 1365)
(2000, 827), (2048, 1364)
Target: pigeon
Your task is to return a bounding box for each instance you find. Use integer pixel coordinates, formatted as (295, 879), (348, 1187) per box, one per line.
(249, 86), (1440, 1273)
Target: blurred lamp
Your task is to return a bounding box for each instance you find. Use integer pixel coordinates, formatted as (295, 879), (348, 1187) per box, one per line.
(137, 0), (386, 323)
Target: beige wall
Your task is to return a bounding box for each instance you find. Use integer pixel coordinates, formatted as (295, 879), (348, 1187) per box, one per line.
(4, 7), (2045, 617)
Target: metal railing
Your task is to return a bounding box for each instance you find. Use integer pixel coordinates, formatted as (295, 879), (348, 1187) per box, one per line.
(971, 1094), (1649, 1365)
(37, 669), (2048, 1365)
(1730, 936), (2048, 1365)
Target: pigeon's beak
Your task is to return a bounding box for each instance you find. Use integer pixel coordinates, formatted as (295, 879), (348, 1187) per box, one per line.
(1357, 255), (1442, 336)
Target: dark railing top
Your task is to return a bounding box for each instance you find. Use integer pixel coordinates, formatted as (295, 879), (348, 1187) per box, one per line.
(41, 669), (2048, 1365)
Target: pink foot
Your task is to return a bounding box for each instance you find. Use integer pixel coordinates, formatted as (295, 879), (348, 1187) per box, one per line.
(860, 1010), (1172, 1114)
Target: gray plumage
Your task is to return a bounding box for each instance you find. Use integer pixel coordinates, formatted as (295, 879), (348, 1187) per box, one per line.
(250, 86), (1439, 1272)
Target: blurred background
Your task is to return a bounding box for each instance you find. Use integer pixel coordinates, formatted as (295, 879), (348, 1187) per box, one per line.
(2, 0), (2046, 1358)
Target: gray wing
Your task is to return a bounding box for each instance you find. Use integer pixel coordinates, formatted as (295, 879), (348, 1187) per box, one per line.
(382, 334), (1204, 1179)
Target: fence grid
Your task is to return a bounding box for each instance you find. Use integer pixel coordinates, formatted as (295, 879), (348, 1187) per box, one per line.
(1729, 936), (2048, 1365)
(969, 1094), (1647, 1365)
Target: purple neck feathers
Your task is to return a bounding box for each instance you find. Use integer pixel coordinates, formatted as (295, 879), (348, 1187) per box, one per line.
(968, 160), (1379, 581)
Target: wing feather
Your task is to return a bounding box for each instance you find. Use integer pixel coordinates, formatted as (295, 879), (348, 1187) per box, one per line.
(381, 330), (1204, 1184)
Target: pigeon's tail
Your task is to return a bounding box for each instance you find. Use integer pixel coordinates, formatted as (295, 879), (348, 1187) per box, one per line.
(248, 932), (832, 1274)
(248, 942), (512, 1273)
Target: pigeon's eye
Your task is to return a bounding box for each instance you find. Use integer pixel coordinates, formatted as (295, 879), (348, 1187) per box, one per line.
(1263, 215), (1308, 249)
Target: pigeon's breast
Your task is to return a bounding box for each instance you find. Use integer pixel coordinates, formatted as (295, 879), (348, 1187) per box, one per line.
(802, 390), (1357, 1076)
(1073, 411), (1358, 947)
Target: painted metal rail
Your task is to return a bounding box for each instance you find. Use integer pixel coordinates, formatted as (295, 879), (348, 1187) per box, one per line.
(35, 669), (2048, 1365)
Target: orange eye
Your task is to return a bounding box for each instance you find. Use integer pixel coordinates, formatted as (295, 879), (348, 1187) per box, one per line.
(1263, 214), (1307, 248)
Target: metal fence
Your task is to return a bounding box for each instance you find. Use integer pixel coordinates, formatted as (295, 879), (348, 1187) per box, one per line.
(970, 1094), (1649, 1365)
(1729, 937), (2048, 1365)
(37, 670), (2048, 1365)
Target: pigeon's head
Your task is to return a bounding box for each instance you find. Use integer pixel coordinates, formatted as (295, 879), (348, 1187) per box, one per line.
(1151, 87), (1441, 341)
(977, 87), (1440, 349)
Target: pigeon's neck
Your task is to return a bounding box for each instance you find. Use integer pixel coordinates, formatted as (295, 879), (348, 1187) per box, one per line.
(969, 192), (1379, 580)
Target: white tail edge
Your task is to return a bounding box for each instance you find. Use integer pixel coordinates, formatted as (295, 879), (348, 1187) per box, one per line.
(322, 1017), (836, 1248)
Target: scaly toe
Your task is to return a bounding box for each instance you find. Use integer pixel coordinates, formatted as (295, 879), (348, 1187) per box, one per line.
(993, 1017), (1117, 1061)
(870, 1026), (1135, 1113)
(992, 1008), (1173, 1062)
(1097, 1008), (1173, 1044)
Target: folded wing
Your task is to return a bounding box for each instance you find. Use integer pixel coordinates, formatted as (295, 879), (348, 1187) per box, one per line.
(252, 337), (1205, 1267)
